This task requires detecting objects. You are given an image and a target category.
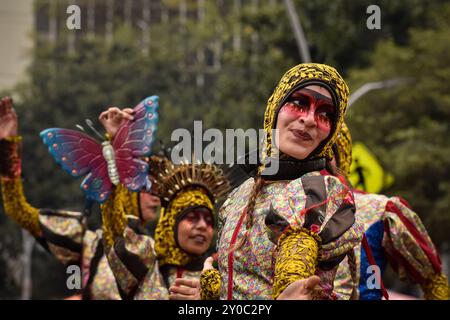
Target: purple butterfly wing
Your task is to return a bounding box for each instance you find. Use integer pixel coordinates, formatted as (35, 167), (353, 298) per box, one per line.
(112, 96), (159, 191)
(40, 128), (112, 203)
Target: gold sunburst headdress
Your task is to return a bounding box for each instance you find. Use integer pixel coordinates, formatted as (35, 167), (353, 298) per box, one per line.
(148, 155), (230, 267)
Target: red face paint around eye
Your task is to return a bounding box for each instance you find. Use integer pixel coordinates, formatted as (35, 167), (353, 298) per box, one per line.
(183, 208), (213, 227)
(280, 88), (335, 130)
(275, 85), (336, 161)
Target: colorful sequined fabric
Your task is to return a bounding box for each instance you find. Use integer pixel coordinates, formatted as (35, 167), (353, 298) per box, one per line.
(334, 192), (449, 300)
(217, 173), (362, 300)
(81, 230), (121, 300)
(105, 223), (202, 300)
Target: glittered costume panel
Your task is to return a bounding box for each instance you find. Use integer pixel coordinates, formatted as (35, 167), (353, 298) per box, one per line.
(217, 172), (362, 300)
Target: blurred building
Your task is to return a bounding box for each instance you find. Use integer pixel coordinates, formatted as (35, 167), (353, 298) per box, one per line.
(34, 0), (275, 87)
(0, 0), (34, 91)
(1, 0), (279, 90)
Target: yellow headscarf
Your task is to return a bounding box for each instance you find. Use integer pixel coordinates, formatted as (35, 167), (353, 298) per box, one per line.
(154, 187), (214, 266)
(262, 63), (349, 170)
(334, 122), (353, 176)
(149, 156), (230, 267)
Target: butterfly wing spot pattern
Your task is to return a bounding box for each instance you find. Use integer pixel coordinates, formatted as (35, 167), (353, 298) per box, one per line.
(40, 95), (160, 203)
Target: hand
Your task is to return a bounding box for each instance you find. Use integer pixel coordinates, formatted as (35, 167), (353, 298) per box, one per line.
(276, 275), (320, 300)
(98, 107), (134, 139)
(169, 278), (201, 300)
(168, 256), (216, 300)
(0, 96), (18, 140)
(202, 256), (214, 271)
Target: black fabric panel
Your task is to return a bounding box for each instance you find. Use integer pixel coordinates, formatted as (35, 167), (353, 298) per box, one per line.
(34, 236), (50, 253)
(302, 175), (328, 230)
(113, 237), (149, 283)
(127, 217), (151, 236)
(39, 222), (83, 254)
(116, 281), (139, 301)
(39, 208), (83, 221)
(318, 253), (347, 271)
(319, 196), (356, 244)
(237, 149), (326, 181)
(264, 205), (290, 244)
(160, 265), (171, 291)
(301, 175), (356, 245)
(81, 239), (104, 300)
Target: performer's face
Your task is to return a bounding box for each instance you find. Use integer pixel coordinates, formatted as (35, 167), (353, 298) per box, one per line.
(275, 85), (335, 160)
(177, 207), (214, 255)
(139, 191), (161, 222)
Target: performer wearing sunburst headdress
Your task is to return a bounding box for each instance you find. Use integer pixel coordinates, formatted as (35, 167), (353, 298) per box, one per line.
(332, 123), (449, 300)
(99, 106), (230, 299)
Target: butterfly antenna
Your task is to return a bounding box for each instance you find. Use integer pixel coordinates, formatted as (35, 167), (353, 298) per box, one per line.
(85, 119), (105, 141)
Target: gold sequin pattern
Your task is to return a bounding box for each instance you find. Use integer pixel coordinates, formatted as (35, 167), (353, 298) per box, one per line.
(154, 187), (213, 267)
(421, 272), (449, 300)
(121, 186), (140, 217)
(1, 177), (40, 237)
(334, 122), (352, 176)
(272, 226), (320, 299)
(148, 155), (230, 205)
(200, 269), (221, 300)
(262, 63), (349, 169)
(101, 184), (129, 248)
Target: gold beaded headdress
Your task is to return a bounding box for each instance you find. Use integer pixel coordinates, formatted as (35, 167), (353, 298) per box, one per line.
(262, 63), (349, 171)
(148, 155), (230, 267)
(333, 122), (353, 176)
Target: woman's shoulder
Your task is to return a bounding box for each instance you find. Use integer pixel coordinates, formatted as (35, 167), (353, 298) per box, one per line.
(220, 177), (254, 209)
(229, 177), (255, 198)
(287, 170), (341, 188)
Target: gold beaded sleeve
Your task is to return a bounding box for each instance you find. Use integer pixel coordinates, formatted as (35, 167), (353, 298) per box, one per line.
(200, 269), (221, 300)
(101, 184), (158, 299)
(272, 227), (321, 299)
(1, 177), (41, 237)
(101, 184), (129, 249)
(0, 136), (40, 237)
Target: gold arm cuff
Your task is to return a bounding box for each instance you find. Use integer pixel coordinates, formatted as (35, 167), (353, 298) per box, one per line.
(273, 227), (320, 299)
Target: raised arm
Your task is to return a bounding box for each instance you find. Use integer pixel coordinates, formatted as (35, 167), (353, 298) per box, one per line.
(0, 96), (86, 265)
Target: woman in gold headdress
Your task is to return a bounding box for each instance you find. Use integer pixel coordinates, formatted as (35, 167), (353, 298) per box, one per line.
(199, 63), (364, 300)
(332, 123), (449, 300)
(98, 106), (230, 299)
